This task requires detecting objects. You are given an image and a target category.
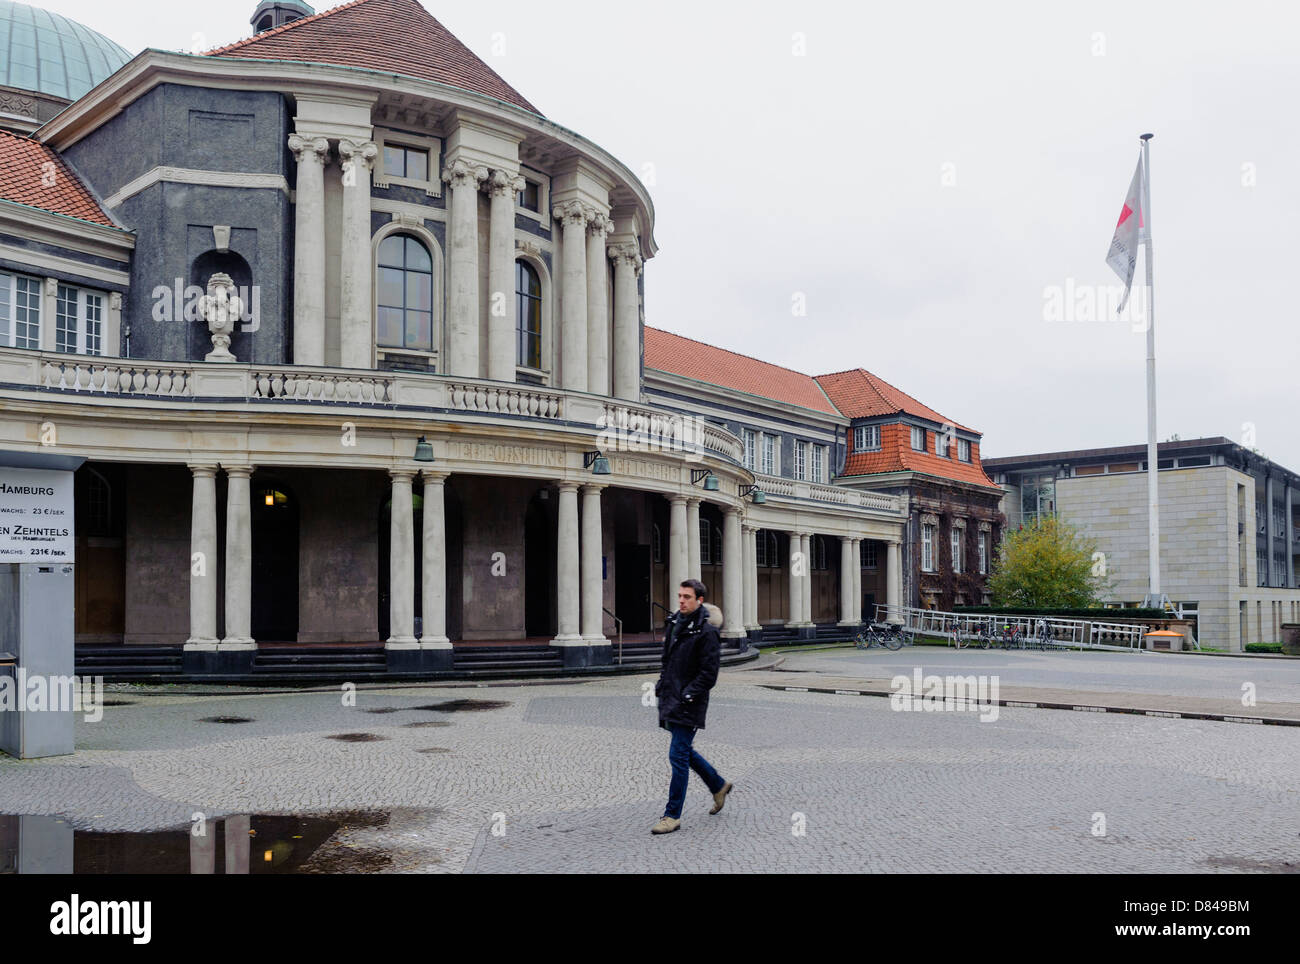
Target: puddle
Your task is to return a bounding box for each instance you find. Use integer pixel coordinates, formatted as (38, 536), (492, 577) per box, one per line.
(362, 708), (404, 714)
(326, 733), (388, 743)
(198, 716), (254, 724)
(0, 810), (398, 874)
(402, 721), (452, 728)
(101, 700), (135, 707)
(414, 747), (450, 754)
(1204, 855), (1299, 873)
(412, 699), (511, 712)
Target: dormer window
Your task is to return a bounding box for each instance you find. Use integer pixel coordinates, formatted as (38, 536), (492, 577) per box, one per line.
(383, 144), (428, 182)
(517, 180), (540, 212)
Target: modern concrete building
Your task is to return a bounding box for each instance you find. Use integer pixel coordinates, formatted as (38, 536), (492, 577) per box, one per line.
(984, 438), (1300, 651)
(0, 0), (1011, 676)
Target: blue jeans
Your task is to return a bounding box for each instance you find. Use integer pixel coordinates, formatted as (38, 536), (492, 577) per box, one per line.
(664, 722), (725, 819)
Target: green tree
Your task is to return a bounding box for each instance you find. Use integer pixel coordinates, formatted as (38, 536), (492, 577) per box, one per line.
(987, 516), (1112, 608)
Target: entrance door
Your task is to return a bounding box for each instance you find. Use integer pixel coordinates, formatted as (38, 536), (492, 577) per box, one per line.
(615, 543), (652, 633)
(524, 493), (554, 637)
(251, 479), (299, 641)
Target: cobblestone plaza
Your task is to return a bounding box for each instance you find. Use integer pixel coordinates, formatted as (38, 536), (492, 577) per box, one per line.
(2, 649), (1296, 873)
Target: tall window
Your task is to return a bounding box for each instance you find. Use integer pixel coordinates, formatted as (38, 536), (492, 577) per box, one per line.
(795, 441), (807, 480)
(377, 234), (433, 351)
(812, 444), (825, 483)
(911, 426), (926, 451)
(699, 518), (712, 564)
(742, 429), (756, 470)
(958, 439), (971, 462)
(652, 524), (662, 563)
(382, 144), (429, 181)
(516, 180), (540, 212)
(860, 541), (877, 568)
(978, 532), (988, 574)
(921, 523), (935, 571)
(854, 424), (881, 451)
(56, 284), (103, 355)
(756, 530), (779, 567)
(951, 527), (963, 573)
(516, 260), (542, 369)
(0, 272), (41, 349)
(761, 434), (776, 475)
(937, 433), (950, 458)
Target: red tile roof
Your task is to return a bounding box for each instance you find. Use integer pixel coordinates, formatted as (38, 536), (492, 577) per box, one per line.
(814, 368), (976, 433)
(0, 130), (117, 228)
(644, 326), (840, 415)
(842, 423), (999, 488)
(204, 0), (540, 115)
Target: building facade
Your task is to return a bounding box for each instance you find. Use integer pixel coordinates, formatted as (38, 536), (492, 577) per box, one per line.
(0, 0), (985, 676)
(985, 437), (1300, 651)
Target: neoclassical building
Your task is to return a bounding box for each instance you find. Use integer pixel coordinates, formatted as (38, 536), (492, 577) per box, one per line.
(0, 0), (1000, 677)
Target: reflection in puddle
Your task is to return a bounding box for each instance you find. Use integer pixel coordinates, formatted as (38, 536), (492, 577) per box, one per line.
(0, 811), (397, 873)
(326, 733), (387, 742)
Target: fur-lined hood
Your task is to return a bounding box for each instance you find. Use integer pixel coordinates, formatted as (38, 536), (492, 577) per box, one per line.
(702, 602), (723, 627)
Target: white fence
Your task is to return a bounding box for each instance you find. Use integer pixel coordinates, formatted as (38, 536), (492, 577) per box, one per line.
(872, 604), (1166, 652)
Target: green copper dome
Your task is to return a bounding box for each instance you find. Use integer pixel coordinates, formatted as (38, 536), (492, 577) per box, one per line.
(0, 0), (131, 101)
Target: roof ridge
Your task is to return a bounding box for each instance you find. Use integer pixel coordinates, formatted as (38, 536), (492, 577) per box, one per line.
(645, 325), (817, 380)
(203, 0), (371, 56)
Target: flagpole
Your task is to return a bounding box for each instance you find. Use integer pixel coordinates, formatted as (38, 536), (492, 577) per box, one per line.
(1140, 132), (1161, 607)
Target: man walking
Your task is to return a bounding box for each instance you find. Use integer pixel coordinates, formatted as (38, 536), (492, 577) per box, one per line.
(651, 578), (733, 834)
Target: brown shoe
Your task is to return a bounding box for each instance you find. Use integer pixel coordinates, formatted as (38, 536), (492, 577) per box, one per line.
(709, 781), (733, 815)
(651, 816), (681, 835)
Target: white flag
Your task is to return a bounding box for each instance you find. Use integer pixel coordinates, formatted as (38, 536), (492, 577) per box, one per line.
(1105, 157), (1146, 310)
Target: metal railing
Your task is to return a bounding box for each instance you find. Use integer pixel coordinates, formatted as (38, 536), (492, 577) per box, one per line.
(874, 604), (1151, 652)
(603, 607), (624, 664)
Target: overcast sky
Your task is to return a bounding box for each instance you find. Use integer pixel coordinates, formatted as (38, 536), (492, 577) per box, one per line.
(43, 0), (1300, 472)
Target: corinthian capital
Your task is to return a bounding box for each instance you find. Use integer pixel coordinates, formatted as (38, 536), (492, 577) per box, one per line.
(551, 199), (592, 227)
(287, 133), (329, 164)
(488, 168), (527, 198)
(338, 138), (379, 172)
(607, 242), (643, 273)
(586, 211), (612, 237)
(441, 157), (489, 189)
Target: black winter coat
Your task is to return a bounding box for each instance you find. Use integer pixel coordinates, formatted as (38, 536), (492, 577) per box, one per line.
(655, 602), (722, 730)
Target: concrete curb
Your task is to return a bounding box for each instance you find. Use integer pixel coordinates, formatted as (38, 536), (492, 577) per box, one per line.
(754, 682), (1300, 727)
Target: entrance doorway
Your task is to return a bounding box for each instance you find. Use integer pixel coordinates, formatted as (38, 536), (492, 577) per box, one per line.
(524, 490), (555, 637)
(251, 478), (299, 641)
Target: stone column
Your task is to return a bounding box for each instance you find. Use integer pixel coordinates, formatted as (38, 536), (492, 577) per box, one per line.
(221, 465), (255, 647)
(338, 138), (378, 370)
(552, 482), (582, 645)
(442, 158), (488, 377)
(186, 464), (219, 647)
(686, 497), (702, 580)
(852, 539), (864, 624)
(838, 535), (854, 626)
(387, 469), (417, 646)
(800, 532), (813, 625)
(488, 169), (524, 382)
(722, 507), (744, 638)
(786, 530), (801, 627)
(609, 243), (642, 401)
(742, 524), (758, 631)
(586, 213), (611, 396)
(420, 471), (450, 649)
(288, 133), (329, 366)
(553, 200), (590, 392)
(887, 539), (902, 620)
(668, 496), (688, 600)
(580, 483), (608, 642)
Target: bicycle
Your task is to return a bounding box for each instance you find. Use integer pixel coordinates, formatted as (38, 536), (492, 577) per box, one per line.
(1000, 622), (1023, 650)
(1033, 618), (1054, 651)
(854, 622), (905, 651)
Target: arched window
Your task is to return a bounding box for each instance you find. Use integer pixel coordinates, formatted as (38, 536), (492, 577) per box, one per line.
(516, 260), (542, 368)
(377, 234), (433, 351)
